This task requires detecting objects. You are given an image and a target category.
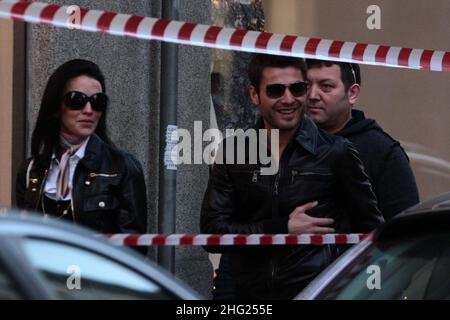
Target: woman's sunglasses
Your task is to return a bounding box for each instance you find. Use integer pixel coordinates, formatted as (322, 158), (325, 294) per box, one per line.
(265, 81), (308, 99)
(63, 91), (108, 112)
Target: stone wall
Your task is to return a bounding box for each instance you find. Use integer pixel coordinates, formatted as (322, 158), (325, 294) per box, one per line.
(27, 0), (212, 297)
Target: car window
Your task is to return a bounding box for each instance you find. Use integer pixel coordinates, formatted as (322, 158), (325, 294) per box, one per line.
(0, 262), (22, 299)
(21, 239), (177, 300)
(319, 232), (450, 300)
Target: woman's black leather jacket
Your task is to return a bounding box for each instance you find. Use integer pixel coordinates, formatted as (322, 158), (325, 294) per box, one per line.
(16, 134), (147, 234)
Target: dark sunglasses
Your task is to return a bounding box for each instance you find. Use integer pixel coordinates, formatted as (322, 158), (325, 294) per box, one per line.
(63, 91), (108, 112)
(265, 81), (308, 99)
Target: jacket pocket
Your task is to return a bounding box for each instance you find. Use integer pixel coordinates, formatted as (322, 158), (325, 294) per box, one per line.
(291, 168), (334, 184)
(287, 168), (335, 200)
(83, 173), (121, 195)
(83, 194), (119, 212)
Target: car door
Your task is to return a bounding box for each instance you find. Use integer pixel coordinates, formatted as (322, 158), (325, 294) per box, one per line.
(0, 236), (54, 299)
(16, 237), (183, 300)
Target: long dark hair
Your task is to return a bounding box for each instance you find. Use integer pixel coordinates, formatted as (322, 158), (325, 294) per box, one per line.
(31, 59), (112, 169)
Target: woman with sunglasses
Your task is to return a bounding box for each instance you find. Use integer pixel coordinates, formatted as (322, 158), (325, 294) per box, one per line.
(15, 59), (147, 240)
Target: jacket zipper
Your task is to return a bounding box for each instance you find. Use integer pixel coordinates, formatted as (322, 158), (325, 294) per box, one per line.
(269, 143), (295, 293)
(70, 165), (86, 224)
(291, 170), (298, 184)
(269, 171), (281, 291)
(291, 170), (333, 184)
(270, 158), (285, 291)
(252, 170), (259, 183)
(298, 172), (333, 176)
(269, 258), (276, 296)
(89, 173), (118, 178)
(274, 172), (281, 196)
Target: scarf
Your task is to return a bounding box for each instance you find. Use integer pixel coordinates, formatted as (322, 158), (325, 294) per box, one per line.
(55, 135), (85, 200)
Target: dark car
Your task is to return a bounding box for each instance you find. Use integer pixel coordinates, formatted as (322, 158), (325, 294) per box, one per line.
(0, 209), (202, 300)
(295, 192), (450, 300)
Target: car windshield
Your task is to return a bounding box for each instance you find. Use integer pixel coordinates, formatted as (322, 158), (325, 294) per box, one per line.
(318, 232), (450, 300)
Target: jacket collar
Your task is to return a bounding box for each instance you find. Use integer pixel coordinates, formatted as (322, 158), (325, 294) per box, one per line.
(294, 115), (318, 155)
(79, 134), (105, 171)
(255, 114), (318, 155)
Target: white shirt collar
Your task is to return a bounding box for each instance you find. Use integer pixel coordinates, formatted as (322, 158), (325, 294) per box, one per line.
(73, 136), (90, 160)
(51, 136), (91, 162)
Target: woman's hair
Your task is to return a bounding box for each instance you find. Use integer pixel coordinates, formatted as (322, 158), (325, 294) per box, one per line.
(31, 59), (112, 168)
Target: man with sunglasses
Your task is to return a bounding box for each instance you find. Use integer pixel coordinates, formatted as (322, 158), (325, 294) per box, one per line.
(201, 54), (383, 300)
(305, 59), (419, 220)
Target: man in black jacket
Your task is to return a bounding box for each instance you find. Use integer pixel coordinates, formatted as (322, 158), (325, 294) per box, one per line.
(201, 54), (384, 300)
(305, 59), (419, 219)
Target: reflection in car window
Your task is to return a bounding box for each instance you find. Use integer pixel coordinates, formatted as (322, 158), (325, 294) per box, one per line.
(319, 233), (450, 300)
(21, 239), (175, 300)
(0, 262), (21, 299)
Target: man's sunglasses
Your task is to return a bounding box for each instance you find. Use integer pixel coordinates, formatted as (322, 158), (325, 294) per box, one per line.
(265, 82), (308, 99)
(63, 91), (108, 112)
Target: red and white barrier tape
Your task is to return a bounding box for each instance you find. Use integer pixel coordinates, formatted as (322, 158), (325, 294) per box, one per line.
(1, 0), (450, 72)
(103, 234), (369, 247)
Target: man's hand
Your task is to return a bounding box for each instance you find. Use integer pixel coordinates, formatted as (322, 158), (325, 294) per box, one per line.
(288, 201), (335, 234)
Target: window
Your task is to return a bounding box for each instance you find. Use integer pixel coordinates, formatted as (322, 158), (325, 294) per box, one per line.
(319, 232), (450, 300)
(21, 239), (176, 300)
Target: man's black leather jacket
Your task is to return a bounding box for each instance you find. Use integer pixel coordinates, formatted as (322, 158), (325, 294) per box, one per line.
(201, 116), (384, 299)
(16, 134), (147, 234)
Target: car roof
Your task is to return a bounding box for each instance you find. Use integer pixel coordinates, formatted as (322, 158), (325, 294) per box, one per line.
(0, 209), (202, 299)
(374, 192), (450, 241)
(401, 191), (450, 214)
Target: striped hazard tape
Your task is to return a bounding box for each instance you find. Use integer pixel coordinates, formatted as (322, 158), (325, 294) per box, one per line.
(1, 0), (450, 72)
(103, 233), (370, 246)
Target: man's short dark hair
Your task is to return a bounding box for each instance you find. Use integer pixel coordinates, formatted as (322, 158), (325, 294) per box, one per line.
(249, 54), (307, 90)
(305, 59), (361, 90)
